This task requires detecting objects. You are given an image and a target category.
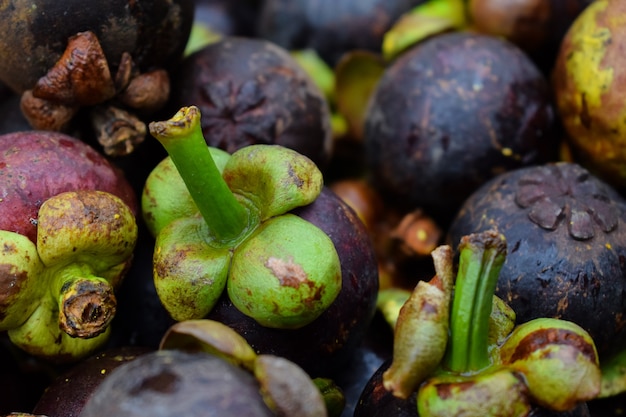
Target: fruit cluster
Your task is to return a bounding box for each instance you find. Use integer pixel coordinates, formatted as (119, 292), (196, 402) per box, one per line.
(2, 1), (626, 416)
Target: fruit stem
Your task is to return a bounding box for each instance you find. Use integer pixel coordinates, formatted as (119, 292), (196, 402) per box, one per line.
(149, 106), (251, 245)
(51, 264), (116, 338)
(444, 230), (507, 373)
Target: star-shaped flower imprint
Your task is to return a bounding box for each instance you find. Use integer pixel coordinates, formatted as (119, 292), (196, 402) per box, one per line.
(198, 79), (277, 152)
(515, 163), (618, 240)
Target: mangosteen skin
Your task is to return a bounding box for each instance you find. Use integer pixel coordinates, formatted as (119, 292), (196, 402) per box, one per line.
(207, 187), (379, 378)
(0, 0), (195, 94)
(353, 359), (417, 417)
(79, 350), (275, 417)
(32, 346), (151, 417)
(168, 36), (333, 169)
(256, 0), (426, 67)
(447, 162), (626, 360)
(364, 31), (557, 226)
(0, 130), (137, 243)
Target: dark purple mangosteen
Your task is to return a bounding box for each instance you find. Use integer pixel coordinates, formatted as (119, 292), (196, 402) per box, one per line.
(447, 161), (626, 361)
(363, 31), (557, 226)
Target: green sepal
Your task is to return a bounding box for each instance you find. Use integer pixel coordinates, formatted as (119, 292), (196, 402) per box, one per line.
(382, 245), (454, 399)
(500, 317), (601, 411)
(228, 214), (341, 329)
(153, 215), (232, 322)
(8, 295), (111, 361)
(36, 190), (138, 271)
(417, 367), (531, 417)
(159, 319), (258, 371)
(0, 230), (45, 330)
(223, 144), (324, 221)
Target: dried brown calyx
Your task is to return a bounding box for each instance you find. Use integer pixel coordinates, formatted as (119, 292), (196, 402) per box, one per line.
(19, 31), (170, 156)
(515, 163), (618, 240)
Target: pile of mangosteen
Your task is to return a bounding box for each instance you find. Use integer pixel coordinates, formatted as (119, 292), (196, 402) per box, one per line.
(3, 1), (626, 417)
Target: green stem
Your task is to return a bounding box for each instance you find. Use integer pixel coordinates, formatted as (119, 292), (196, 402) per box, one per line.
(149, 106), (251, 244)
(445, 230), (507, 373)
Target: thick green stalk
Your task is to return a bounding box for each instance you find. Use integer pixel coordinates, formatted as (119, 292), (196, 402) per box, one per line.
(149, 106), (251, 244)
(445, 230), (507, 373)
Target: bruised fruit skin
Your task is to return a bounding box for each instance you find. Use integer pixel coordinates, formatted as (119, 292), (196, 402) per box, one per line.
(447, 162), (626, 360)
(0, 130), (137, 243)
(552, 0), (626, 189)
(364, 31), (556, 224)
(168, 36), (334, 169)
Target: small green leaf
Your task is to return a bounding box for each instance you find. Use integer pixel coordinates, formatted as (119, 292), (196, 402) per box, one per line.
(154, 215), (232, 321)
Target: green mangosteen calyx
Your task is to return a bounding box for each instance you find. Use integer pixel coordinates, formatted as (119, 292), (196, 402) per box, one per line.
(0, 190), (137, 361)
(145, 106), (342, 329)
(382, 230), (601, 416)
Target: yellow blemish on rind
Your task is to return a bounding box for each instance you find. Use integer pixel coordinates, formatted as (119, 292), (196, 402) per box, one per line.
(565, 1), (613, 116)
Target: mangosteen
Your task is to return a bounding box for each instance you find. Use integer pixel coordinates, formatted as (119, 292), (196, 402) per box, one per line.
(168, 36), (334, 169)
(207, 187), (380, 378)
(256, 0), (426, 67)
(0, 0), (195, 156)
(447, 161), (626, 361)
(363, 31), (558, 226)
